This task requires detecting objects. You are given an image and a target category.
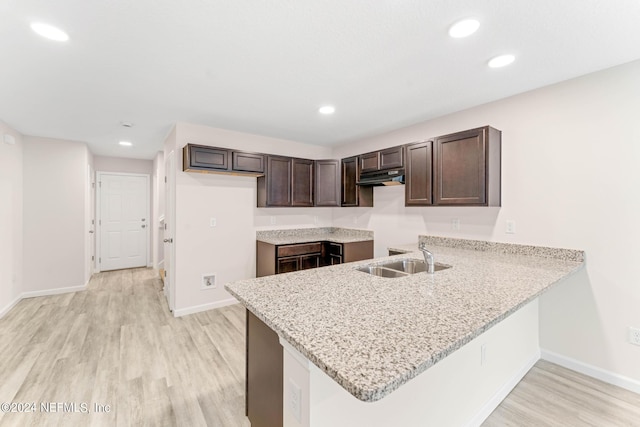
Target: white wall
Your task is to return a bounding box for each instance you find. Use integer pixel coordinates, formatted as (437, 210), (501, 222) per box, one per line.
(169, 122), (333, 315)
(22, 136), (91, 293)
(152, 151), (165, 269)
(331, 59), (640, 385)
(94, 155), (153, 175)
(0, 121), (23, 316)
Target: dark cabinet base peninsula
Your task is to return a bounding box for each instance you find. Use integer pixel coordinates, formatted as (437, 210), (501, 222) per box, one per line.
(246, 310), (283, 427)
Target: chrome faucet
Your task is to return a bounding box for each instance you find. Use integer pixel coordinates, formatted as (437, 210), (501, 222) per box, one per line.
(419, 243), (435, 274)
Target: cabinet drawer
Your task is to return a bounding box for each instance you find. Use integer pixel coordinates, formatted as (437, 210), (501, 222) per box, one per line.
(277, 242), (322, 257)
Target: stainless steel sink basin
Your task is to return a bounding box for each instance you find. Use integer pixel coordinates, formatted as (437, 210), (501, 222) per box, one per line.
(355, 258), (451, 278)
(383, 259), (451, 274)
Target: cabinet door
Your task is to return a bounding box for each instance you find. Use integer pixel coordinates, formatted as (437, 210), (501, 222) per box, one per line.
(300, 253), (321, 270)
(434, 128), (487, 205)
(379, 146), (404, 170)
(277, 256), (299, 274)
(329, 255), (342, 265)
(405, 141), (433, 206)
(266, 156), (292, 207)
(314, 159), (340, 207)
(359, 152), (380, 173)
(184, 144), (229, 171)
(232, 151), (265, 174)
(341, 157), (359, 207)
(341, 157), (373, 207)
(292, 158), (314, 207)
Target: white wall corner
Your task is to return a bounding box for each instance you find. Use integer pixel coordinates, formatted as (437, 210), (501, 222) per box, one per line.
(541, 349), (640, 395)
(0, 295), (23, 320)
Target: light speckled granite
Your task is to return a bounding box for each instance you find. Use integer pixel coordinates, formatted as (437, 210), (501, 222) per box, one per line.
(418, 235), (584, 262)
(225, 238), (585, 403)
(256, 227), (373, 244)
(388, 243), (419, 254)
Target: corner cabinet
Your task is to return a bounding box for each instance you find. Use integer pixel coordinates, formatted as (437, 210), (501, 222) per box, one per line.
(433, 126), (501, 206)
(257, 156), (292, 207)
(341, 156), (373, 207)
(314, 159), (340, 207)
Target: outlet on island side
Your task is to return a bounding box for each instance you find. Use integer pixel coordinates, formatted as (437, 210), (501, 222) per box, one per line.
(629, 326), (640, 346)
(202, 274), (217, 290)
(506, 220), (516, 234)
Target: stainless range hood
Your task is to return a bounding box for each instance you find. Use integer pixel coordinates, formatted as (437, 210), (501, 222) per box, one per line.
(356, 169), (405, 186)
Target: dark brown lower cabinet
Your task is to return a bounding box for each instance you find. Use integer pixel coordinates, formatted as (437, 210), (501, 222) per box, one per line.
(246, 310), (283, 427)
(256, 240), (373, 277)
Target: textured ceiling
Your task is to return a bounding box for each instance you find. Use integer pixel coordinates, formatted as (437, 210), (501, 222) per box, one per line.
(2, 0), (640, 159)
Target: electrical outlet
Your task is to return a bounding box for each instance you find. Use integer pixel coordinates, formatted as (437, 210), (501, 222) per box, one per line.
(629, 327), (640, 346)
(210, 217), (217, 227)
(270, 216), (276, 225)
(288, 379), (302, 422)
(202, 274), (216, 290)
(480, 344), (487, 366)
(506, 220), (516, 234)
(452, 218), (460, 230)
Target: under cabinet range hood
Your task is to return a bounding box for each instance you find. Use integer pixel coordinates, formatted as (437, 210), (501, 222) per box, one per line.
(356, 169), (405, 186)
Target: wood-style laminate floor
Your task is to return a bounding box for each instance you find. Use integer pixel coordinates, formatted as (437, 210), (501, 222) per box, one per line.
(0, 268), (638, 426)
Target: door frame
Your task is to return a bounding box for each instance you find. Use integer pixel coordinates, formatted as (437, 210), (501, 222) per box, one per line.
(95, 171), (151, 273)
(164, 150), (176, 312)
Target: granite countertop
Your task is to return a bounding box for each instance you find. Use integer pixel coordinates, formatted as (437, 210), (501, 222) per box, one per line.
(388, 243), (419, 254)
(225, 236), (585, 403)
(256, 227), (373, 245)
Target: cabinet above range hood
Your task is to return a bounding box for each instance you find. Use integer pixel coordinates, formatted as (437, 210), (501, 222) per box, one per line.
(356, 169), (405, 186)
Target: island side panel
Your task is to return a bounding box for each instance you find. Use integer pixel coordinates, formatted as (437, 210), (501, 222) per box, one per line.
(247, 309), (283, 427)
(280, 299), (540, 427)
(256, 241), (276, 277)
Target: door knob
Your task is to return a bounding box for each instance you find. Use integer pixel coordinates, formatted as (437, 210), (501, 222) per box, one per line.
(163, 238), (173, 243)
(89, 230), (94, 233)
(141, 224), (146, 228)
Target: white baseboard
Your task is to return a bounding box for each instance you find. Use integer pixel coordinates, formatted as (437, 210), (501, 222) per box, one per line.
(0, 295), (23, 319)
(466, 350), (541, 427)
(20, 284), (87, 299)
(173, 297), (239, 317)
(541, 349), (640, 394)
(0, 283), (88, 320)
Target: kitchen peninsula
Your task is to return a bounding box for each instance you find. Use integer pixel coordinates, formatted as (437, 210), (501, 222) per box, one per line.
(226, 236), (584, 427)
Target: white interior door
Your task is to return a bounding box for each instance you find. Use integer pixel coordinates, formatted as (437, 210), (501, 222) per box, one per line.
(164, 151), (175, 311)
(98, 173), (149, 271)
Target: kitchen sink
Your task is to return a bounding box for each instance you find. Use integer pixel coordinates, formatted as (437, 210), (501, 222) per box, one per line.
(355, 258), (451, 278)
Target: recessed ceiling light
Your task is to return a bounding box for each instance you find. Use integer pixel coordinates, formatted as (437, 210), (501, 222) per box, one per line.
(119, 141), (133, 147)
(319, 105), (335, 115)
(30, 22), (69, 42)
(488, 54), (515, 68)
(449, 19), (480, 38)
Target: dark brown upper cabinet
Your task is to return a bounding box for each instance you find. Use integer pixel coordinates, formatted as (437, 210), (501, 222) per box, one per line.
(359, 152), (380, 173)
(433, 126), (501, 206)
(257, 156), (292, 207)
(184, 144), (229, 171)
(379, 146), (404, 170)
(232, 151), (265, 174)
(341, 156), (373, 207)
(405, 140), (433, 206)
(314, 159), (340, 207)
(257, 156), (315, 207)
(291, 158), (314, 207)
(358, 145), (404, 173)
(183, 144), (265, 176)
